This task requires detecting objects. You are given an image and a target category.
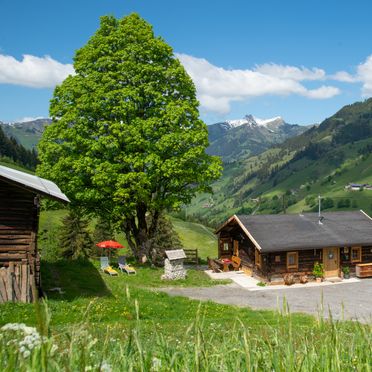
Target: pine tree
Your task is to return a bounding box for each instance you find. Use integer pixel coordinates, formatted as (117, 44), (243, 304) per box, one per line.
(92, 217), (115, 256)
(149, 214), (183, 266)
(59, 210), (93, 260)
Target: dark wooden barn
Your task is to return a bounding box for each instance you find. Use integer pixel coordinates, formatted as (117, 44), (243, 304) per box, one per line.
(215, 211), (372, 283)
(0, 165), (69, 302)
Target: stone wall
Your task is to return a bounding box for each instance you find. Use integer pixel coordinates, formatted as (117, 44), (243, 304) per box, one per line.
(161, 258), (187, 280)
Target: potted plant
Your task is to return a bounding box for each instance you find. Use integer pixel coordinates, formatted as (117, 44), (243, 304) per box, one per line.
(342, 266), (350, 279)
(313, 262), (324, 283)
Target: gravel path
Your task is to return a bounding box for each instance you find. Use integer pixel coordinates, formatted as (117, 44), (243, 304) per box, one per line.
(161, 279), (372, 322)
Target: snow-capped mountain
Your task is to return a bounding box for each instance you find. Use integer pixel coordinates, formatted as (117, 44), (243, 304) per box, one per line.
(207, 114), (311, 162)
(225, 114), (284, 129)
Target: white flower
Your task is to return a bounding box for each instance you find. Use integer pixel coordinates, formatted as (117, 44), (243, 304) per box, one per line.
(152, 357), (162, 371)
(22, 350), (31, 358)
(100, 361), (112, 372)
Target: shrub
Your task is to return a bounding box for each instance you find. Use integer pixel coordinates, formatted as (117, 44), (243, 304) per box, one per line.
(313, 262), (324, 278)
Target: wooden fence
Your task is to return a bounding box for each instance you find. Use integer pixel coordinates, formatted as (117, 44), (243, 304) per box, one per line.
(183, 249), (199, 266)
(0, 261), (36, 303)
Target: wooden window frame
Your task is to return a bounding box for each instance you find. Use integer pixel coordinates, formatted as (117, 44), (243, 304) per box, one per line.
(351, 246), (362, 263)
(286, 252), (298, 270)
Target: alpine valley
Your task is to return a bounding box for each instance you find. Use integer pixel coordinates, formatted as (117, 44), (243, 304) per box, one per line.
(186, 98), (372, 225)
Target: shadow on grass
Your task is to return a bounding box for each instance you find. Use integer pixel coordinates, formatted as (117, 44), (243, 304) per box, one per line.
(41, 259), (112, 301)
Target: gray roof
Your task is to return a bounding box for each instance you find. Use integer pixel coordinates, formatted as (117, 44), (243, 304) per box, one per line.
(234, 211), (372, 252)
(165, 249), (186, 260)
(0, 165), (69, 203)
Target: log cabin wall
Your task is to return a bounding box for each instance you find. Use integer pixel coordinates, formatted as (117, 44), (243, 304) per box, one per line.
(267, 249), (323, 280)
(340, 246), (372, 274)
(0, 180), (39, 287)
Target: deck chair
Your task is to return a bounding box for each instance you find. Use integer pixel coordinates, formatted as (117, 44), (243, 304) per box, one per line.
(118, 256), (136, 275)
(100, 256), (118, 276)
(231, 256), (241, 271)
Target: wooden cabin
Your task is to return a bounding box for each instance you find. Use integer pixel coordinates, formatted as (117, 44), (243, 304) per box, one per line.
(0, 165), (69, 302)
(215, 211), (372, 283)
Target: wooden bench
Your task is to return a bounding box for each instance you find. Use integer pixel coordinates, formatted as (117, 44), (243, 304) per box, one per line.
(356, 263), (372, 278)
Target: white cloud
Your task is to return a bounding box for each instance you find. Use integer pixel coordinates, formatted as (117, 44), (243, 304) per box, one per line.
(255, 63), (326, 81)
(357, 55), (372, 96)
(0, 54), (74, 88)
(331, 71), (357, 83)
(177, 53), (340, 114)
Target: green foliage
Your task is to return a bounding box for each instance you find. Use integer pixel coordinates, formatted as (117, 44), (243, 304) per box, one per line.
(337, 198), (351, 208)
(37, 13), (221, 262)
(312, 262), (324, 278)
(148, 214), (183, 266)
(59, 210), (93, 260)
(322, 197), (334, 210)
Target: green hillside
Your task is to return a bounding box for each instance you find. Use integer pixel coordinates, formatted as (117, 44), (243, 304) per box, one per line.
(0, 118), (51, 150)
(187, 98), (372, 225)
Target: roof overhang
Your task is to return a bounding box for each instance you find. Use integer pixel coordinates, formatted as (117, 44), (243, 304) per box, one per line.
(215, 214), (263, 251)
(0, 165), (69, 203)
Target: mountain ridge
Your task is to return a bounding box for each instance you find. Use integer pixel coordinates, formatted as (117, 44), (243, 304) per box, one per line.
(207, 114), (311, 162)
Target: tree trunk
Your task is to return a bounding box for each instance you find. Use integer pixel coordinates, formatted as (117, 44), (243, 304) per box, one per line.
(123, 207), (162, 263)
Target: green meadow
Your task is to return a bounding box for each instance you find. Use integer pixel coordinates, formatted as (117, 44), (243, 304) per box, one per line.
(0, 210), (371, 370)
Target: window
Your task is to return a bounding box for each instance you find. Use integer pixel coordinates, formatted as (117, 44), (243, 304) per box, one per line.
(351, 246), (362, 263)
(275, 255), (281, 263)
(287, 252), (298, 270)
(223, 243), (229, 251)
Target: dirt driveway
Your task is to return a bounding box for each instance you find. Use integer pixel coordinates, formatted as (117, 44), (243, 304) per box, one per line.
(162, 278), (372, 322)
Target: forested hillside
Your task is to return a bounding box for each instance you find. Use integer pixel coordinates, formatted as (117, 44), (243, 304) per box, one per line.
(185, 98), (372, 226)
(0, 125), (38, 169)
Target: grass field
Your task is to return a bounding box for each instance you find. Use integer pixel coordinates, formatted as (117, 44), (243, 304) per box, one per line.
(0, 208), (371, 370)
(0, 259), (371, 370)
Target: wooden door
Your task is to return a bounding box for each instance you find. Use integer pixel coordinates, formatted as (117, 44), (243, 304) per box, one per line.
(323, 247), (339, 278)
(233, 240), (239, 256)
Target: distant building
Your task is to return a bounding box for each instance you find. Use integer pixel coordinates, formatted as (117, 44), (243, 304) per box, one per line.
(345, 183), (372, 191)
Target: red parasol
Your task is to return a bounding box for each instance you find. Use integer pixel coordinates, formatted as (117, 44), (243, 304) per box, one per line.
(96, 240), (125, 249)
(96, 240), (125, 259)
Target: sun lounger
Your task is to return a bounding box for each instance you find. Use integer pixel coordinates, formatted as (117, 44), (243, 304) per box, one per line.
(118, 256), (136, 275)
(100, 256), (118, 276)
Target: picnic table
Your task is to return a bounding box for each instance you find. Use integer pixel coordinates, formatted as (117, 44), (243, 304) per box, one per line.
(215, 258), (233, 272)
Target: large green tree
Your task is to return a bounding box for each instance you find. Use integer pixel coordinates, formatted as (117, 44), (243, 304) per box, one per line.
(37, 14), (221, 262)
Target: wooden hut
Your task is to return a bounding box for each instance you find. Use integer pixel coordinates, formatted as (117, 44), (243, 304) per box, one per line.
(215, 211), (372, 283)
(0, 165), (69, 302)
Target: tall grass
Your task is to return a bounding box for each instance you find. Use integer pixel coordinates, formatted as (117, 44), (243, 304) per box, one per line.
(1, 292), (371, 371)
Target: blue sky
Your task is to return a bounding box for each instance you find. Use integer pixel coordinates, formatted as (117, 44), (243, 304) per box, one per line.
(1, 0), (372, 125)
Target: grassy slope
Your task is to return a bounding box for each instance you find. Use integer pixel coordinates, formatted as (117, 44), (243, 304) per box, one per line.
(188, 138), (372, 225)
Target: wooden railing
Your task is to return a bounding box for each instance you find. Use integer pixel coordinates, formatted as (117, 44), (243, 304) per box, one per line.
(183, 249), (199, 267)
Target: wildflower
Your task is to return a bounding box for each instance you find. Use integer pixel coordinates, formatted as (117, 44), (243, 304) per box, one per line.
(100, 360), (112, 372)
(151, 357), (162, 371)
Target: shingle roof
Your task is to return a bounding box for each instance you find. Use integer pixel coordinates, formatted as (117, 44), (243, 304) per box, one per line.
(233, 211), (372, 252)
(0, 165), (69, 203)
